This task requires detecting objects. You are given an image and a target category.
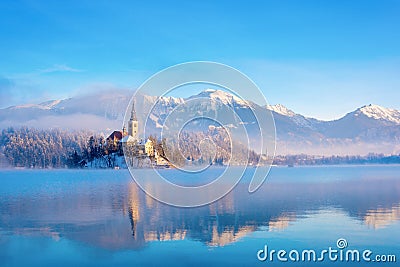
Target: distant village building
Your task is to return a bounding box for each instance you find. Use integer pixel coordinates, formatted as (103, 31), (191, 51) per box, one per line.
(155, 150), (170, 167)
(145, 139), (154, 157)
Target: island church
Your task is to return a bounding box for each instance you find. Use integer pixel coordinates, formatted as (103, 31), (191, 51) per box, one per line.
(106, 101), (170, 167)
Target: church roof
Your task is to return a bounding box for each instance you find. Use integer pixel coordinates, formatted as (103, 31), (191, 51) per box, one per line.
(107, 131), (123, 141)
(121, 135), (136, 143)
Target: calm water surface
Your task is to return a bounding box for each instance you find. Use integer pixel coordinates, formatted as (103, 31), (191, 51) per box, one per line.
(0, 166), (399, 266)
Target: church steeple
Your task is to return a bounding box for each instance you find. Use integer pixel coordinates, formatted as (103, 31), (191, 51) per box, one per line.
(130, 101), (137, 121)
(128, 100), (139, 140)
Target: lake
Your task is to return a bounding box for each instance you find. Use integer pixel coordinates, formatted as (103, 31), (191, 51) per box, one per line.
(0, 166), (399, 266)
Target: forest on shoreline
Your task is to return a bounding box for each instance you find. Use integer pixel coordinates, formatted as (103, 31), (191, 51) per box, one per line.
(1, 127), (399, 169)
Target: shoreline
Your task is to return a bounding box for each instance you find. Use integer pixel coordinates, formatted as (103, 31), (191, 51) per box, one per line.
(2, 163), (400, 171)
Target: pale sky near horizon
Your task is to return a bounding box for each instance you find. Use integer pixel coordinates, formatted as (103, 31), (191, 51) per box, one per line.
(1, 0), (399, 120)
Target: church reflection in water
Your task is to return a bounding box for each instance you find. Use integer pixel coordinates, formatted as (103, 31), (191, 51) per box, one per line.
(1, 171), (400, 250)
(121, 176), (400, 248)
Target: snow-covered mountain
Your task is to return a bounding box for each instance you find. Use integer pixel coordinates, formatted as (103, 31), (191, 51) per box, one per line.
(190, 89), (249, 106)
(0, 89), (399, 155)
(0, 89), (132, 132)
(267, 104), (296, 116)
(357, 104), (400, 124)
(317, 104), (400, 140)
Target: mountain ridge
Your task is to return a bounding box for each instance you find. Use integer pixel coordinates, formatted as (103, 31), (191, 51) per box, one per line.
(3, 90), (399, 125)
(0, 89), (399, 155)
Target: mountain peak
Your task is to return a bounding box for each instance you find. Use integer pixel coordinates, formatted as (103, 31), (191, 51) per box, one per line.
(355, 104), (400, 124)
(192, 89), (248, 106)
(361, 103), (384, 109)
(266, 104), (296, 117)
(39, 99), (63, 109)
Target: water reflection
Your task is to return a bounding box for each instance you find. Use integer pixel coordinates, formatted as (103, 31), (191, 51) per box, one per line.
(364, 205), (400, 229)
(0, 167), (399, 250)
(267, 214), (297, 232)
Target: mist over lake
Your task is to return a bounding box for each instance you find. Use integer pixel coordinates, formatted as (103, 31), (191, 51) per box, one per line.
(1, 166), (399, 266)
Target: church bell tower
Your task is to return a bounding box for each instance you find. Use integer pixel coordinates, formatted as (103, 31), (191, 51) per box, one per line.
(128, 101), (138, 141)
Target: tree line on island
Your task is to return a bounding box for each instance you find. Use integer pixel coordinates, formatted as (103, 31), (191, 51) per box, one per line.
(0, 127), (399, 169)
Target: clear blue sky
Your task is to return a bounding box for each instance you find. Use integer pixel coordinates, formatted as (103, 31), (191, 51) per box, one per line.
(1, 0), (399, 119)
